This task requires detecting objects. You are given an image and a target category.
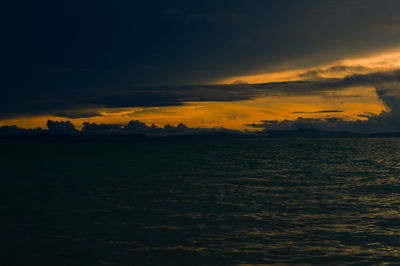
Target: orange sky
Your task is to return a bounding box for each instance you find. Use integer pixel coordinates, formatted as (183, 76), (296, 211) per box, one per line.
(217, 47), (400, 84)
(2, 86), (386, 130)
(3, 48), (399, 130)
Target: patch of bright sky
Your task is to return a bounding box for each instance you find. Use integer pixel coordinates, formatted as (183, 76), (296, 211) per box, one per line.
(2, 86), (386, 131)
(218, 47), (400, 84)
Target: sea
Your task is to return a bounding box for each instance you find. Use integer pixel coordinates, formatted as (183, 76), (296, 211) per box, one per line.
(2, 138), (400, 265)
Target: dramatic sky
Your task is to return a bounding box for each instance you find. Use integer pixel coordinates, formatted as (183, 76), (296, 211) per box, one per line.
(3, 0), (400, 132)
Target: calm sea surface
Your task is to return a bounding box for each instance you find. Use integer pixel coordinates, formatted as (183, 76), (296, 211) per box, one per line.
(2, 138), (400, 265)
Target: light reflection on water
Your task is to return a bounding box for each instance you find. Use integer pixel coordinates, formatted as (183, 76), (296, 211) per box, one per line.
(2, 138), (400, 265)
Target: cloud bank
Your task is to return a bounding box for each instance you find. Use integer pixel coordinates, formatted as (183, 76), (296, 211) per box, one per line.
(0, 120), (240, 136)
(248, 109), (400, 134)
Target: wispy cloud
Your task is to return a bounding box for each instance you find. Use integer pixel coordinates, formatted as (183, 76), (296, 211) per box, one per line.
(291, 110), (344, 114)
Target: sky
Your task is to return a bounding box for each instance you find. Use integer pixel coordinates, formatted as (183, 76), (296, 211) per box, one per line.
(3, 0), (400, 133)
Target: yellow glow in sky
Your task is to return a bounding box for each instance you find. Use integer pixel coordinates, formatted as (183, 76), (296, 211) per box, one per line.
(1, 47), (398, 130)
(218, 47), (400, 84)
(1, 86), (386, 131)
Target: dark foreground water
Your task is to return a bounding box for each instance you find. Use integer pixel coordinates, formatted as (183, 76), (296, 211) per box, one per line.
(2, 138), (400, 265)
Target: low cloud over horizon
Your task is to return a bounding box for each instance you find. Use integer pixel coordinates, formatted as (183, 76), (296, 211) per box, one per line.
(0, 120), (240, 136)
(4, 111), (400, 135)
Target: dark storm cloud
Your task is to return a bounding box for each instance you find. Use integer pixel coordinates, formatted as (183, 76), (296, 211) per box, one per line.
(3, 1), (400, 81)
(92, 70), (400, 109)
(3, 0), (400, 122)
(91, 83), (258, 108)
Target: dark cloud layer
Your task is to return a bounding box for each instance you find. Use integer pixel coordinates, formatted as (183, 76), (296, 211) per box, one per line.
(53, 111), (103, 119)
(2, 4), (400, 96)
(2, 69), (400, 120)
(4, 0), (400, 85)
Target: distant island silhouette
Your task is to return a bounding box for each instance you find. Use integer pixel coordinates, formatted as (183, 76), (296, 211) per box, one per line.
(2, 123), (400, 141)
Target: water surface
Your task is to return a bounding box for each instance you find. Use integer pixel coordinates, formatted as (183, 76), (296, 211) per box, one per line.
(2, 138), (400, 265)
